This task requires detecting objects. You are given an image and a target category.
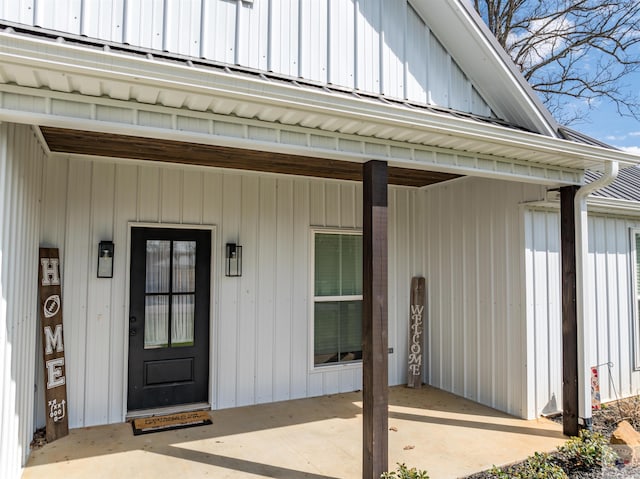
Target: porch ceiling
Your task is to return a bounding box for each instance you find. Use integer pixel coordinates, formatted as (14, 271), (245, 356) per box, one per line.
(40, 127), (460, 187)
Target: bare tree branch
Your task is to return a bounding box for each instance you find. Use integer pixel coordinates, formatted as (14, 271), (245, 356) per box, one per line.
(474, 0), (640, 124)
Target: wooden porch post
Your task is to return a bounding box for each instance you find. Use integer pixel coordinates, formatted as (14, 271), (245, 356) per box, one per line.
(560, 185), (579, 437)
(362, 160), (388, 479)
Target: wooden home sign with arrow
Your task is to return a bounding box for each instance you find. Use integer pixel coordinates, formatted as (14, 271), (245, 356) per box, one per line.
(38, 248), (69, 442)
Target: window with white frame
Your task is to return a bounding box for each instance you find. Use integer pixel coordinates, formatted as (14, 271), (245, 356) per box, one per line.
(633, 229), (640, 369)
(313, 230), (362, 366)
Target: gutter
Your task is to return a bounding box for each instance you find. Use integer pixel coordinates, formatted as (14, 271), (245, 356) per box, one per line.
(576, 161), (619, 201)
(575, 160), (619, 428)
(586, 196), (640, 217)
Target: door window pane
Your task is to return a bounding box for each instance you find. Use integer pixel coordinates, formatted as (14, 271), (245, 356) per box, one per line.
(146, 240), (170, 293)
(144, 239), (199, 349)
(172, 294), (195, 347)
(144, 295), (169, 349)
(173, 241), (196, 293)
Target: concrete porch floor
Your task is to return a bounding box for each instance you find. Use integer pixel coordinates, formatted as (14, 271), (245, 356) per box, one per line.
(22, 386), (565, 479)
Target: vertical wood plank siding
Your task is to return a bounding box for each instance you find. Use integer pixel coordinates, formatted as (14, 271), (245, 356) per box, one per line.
(37, 156), (425, 428)
(422, 178), (547, 418)
(525, 209), (640, 418)
(0, 0), (492, 117)
(0, 124), (44, 479)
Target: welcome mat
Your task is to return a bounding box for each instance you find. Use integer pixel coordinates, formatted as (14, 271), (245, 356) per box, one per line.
(132, 410), (212, 435)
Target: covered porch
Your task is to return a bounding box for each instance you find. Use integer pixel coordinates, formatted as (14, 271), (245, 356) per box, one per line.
(22, 386), (565, 479)
(2, 22), (638, 479)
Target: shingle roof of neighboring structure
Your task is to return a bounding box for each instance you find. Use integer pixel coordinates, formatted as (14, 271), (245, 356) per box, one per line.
(586, 166), (640, 202)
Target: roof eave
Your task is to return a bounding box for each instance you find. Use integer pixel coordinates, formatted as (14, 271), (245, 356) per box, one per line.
(0, 27), (638, 174)
(588, 196), (640, 215)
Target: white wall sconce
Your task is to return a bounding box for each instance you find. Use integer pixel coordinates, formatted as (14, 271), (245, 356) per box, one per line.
(225, 243), (242, 277)
(97, 241), (114, 278)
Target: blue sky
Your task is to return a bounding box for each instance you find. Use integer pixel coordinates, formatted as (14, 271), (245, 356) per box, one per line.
(469, 0), (640, 156)
(573, 72), (640, 156)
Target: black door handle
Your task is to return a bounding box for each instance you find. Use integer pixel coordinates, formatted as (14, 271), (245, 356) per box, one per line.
(129, 327), (137, 336)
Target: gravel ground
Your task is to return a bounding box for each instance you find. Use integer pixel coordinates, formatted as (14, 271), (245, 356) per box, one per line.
(462, 396), (640, 479)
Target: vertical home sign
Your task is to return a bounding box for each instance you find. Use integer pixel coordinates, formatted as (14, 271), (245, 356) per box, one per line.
(38, 248), (69, 442)
(407, 277), (426, 388)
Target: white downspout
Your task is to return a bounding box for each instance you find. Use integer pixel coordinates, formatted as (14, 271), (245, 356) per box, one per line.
(574, 160), (619, 427)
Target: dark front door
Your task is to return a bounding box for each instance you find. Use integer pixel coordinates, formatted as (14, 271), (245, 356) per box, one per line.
(127, 227), (211, 411)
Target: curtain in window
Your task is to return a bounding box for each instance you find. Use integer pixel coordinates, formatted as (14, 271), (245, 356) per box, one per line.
(145, 240), (170, 348)
(143, 239), (196, 348)
(172, 241), (195, 347)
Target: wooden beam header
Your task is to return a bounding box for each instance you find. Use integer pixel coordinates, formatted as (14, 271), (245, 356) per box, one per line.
(40, 127), (460, 188)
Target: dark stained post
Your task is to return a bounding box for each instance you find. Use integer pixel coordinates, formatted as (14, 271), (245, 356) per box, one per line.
(560, 185), (579, 437)
(362, 160), (388, 479)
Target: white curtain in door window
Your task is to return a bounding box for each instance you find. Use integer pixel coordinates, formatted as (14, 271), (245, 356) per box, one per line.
(173, 241), (196, 292)
(145, 240), (170, 293)
(145, 240), (170, 348)
(172, 295), (195, 346)
(171, 241), (196, 346)
(144, 295), (169, 348)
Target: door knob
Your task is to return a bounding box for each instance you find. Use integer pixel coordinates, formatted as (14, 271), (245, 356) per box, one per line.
(129, 327), (137, 336)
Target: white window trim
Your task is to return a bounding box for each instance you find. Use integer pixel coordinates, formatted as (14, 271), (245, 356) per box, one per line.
(309, 227), (363, 373)
(631, 228), (640, 371)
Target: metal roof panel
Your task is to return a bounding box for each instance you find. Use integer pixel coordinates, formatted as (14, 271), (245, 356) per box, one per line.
(586, 167), (640, 202)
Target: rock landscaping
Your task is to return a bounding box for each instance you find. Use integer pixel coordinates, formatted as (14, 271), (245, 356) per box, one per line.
(462, 396), (640, 479)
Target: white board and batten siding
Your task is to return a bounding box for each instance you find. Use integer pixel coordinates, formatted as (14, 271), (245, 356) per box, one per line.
(0, 0), (492, 117)
(421, 177), (547, 418)
(0, 124), (45, 479)
(37, 154), (424, 428)
(525, 208), (640, 419)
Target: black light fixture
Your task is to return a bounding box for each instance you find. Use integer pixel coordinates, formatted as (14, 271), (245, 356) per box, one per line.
(225, 243), (242, 277)
(97, 241), (114, 278)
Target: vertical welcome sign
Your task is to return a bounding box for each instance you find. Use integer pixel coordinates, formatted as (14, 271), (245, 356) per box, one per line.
(38, 248), (69, 441)
(408, 277), (426, 388)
